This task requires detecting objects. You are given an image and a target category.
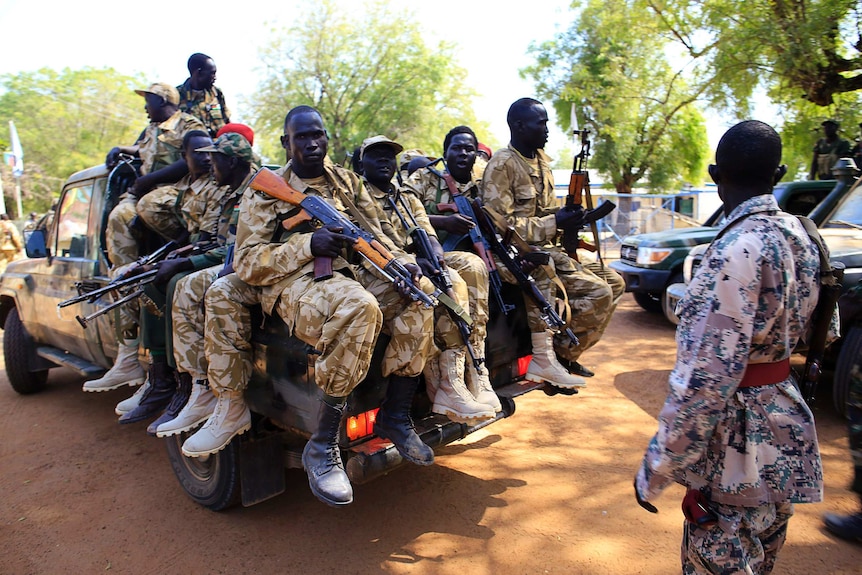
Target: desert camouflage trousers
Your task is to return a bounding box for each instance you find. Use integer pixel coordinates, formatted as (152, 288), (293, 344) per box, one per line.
(848, 350), (862, 494)
(106, 195), (140, 268)
(274, 271), (383, 397)
(204, 273), (259, 393)
(441, 251), (489, 353)
(136, 186), (185, 241)
(172, 266), (220, 380)
(682, 501), (793, 575)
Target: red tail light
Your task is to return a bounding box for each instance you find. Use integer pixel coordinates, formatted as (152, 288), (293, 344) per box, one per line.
(346, 408), (379, 441)
(516, 355), (532, 377)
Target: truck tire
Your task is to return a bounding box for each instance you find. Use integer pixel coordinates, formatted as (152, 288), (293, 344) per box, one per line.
(633, 291), (662, 313)
(3, 307), (48, 394)
(164, 431), (241, 511)
(833, 325), (862, 419)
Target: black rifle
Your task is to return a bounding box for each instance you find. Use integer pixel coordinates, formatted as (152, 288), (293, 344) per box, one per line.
(471, 198), (579, 345)
(385, 189), (481, 369)
(430, 166), (515, 317)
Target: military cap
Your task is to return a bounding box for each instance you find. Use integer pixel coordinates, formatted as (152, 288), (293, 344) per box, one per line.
(135, 83), (180, 106)
(360, 135), (403, 160)
(821, 119), (840, 127)
(477, 143), (493, 159)
(216, 123), (255, 146)
(196, 132), (254, 163)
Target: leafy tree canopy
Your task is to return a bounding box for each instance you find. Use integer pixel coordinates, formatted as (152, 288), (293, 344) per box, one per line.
(249, 0), (488, 164)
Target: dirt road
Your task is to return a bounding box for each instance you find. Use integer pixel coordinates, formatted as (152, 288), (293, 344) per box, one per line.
(1, 294), (861, 574)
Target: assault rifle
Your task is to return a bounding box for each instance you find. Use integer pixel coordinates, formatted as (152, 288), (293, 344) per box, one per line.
(385, 189), (481, 368)
(429, 166), (515, 316)
(471, 198), (579, 345)
(561, 116), (615, 261)
(249, 168), (436, 309)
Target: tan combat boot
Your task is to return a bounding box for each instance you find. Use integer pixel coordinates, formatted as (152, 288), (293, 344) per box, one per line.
(466, 360), (502, 413)
(432, 348), (495, 424)
(155, 379), (217, 437)
(525, 331), (586, 389)
(83, 339), (145, 392)
(114, 377), (150, 416)
(181, 390), (251, 457)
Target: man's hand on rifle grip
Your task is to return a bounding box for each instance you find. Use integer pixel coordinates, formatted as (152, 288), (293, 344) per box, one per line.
(555, 204), (585, 233)
(310, 225), (356, 258)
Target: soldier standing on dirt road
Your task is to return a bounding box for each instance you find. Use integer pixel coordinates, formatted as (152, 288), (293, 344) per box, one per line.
(635, 120), (839, 574)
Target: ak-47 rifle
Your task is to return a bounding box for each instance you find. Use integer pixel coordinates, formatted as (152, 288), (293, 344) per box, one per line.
(429, 165), (515, 316)
(560, 115), (616, 262)
(249, 168), (437, 309)
(471, 197), (579, 346)
(385, 189), (481, 368)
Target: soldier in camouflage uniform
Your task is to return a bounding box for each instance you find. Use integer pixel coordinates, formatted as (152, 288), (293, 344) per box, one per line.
(176, 53), (230, 138)
(635, 120), (839, 574)
(362, 134), (496, 424)
(823, 282), (862, 542)
(233, 106), (436, 507)
(480, 97), (623, 389)
(118, 132), (254, 433)
(86, 84), (204, 396)
(809, 119), (852, 181)
(404, 126), (511, 418)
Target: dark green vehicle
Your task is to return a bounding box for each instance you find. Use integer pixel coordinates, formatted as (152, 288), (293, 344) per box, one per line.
(609, 179), (839, 323)
(0, 161), (570, 511)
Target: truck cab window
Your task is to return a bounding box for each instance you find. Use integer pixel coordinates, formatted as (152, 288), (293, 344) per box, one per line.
(56, 182), (93, 258)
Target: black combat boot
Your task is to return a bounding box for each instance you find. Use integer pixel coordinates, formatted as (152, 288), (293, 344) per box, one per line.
(824, 501), (862, 542)
(302, 398), (353, 506)
(146, 371), (192, 435)
(119, 355), (175, 424)
(374, 375), (435, 466)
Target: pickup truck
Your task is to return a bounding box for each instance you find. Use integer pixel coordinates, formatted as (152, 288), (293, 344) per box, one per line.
(666, 169), (862, 417)
(0, 162), (562, 510)
(609, 180), (839, 324)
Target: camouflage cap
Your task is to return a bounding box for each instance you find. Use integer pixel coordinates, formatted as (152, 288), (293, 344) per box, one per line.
(196, 133), (254, 162)
(134, 83), (180, 106)
(360, 135), (403, 160)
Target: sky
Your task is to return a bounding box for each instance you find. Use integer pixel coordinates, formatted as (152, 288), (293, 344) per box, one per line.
(0, 0), (729, 166)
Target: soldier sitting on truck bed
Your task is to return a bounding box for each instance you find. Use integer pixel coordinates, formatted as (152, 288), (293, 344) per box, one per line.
(230, 105), (437, 506)
(480, 97), (623, 387)
(360, 134), (496, 424)
(177, 53), (231, 138)
(118, 131), (255, 431)
(88, 84), (205, 396)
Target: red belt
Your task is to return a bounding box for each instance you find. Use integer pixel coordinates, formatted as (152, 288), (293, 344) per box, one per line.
(738, 358), (790, 388)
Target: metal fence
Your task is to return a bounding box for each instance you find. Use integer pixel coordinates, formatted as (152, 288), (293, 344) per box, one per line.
(552, 189), (721, 263)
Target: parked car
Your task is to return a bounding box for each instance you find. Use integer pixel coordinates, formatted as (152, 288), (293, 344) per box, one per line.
(610, 180), (840, 322)
(0, 161), (569, 510)
(666, 168), (862, 416)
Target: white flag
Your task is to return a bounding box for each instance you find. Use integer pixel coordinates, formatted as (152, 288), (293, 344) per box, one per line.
(8, 121), (23, 178)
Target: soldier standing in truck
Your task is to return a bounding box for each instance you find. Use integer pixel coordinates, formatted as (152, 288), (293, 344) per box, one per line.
(177, 53), (231, 138)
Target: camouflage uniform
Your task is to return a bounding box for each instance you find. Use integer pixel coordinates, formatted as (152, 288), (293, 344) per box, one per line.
(106, 110), (205, 268)
(403, 168), (490, 349)
(480, 144), (621, 361)
(234, 163), (435, 397)
(0, 219), (23, 273)
(203, 272), (259, 392)
(635, 194), (838, 574)
(176, 79), (230, 138)
(135, 173), (223, 242)
(171, 172), (251, 379)
(811, 137), (852, 180)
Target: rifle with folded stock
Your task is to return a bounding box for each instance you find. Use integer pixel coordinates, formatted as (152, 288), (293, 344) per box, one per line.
(471, 198), (579, 346)
(561, 115), (615, 262)
(429, 166), (515, 316)
(249, 167), (436, 309)
(385, 189), (481, 368)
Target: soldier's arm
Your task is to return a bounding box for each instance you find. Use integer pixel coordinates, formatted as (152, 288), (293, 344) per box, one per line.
(481, 157), (556, 245)
(234, 187), (315, 286)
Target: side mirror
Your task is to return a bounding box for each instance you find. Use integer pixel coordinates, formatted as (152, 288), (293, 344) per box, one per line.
(25, 229), (48, 258)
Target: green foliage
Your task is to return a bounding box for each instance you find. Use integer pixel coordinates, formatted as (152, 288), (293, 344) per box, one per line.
(525, 0), (709, 193)
(646, 0), (862, 108)
(249, 0), (488, 163)
(0, 67), (144, 212)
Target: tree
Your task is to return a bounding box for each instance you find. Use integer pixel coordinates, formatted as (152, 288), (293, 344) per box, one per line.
(525, 0), (709, 193)
(0, 67), (144, 213)
(646, 0), (862, 108)
(249, 0), (488, 163)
